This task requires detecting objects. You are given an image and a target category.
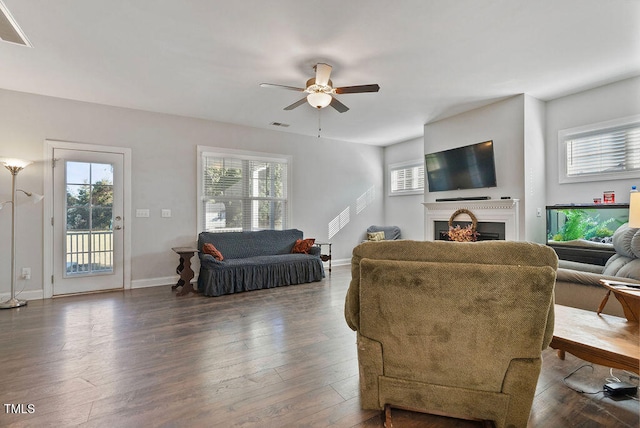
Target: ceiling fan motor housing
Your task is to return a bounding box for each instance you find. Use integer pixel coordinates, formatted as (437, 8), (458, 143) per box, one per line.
(305, 78), (333, 94)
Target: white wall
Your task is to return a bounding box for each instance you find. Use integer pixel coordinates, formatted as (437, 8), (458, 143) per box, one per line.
(422, 94), (550, 242)
(545, 76), (640, 205)
(423, 95), (531, 239)
(424, 95), (526, 203)
(383, 137), (424, 240)
(523, 94), (547, 242)
(416, 77), (640, 243)
(0, 88), (384, 299)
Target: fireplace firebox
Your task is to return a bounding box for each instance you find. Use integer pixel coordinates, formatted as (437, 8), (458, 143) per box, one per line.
(434, 220), (505, 241)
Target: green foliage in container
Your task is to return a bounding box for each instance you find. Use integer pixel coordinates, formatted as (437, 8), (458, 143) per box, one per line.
(552, 209), (615, 242)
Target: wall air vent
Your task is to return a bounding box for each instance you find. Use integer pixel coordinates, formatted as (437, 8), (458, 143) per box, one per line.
(0, 1), (31, 47)
(270, 122), (290, 128)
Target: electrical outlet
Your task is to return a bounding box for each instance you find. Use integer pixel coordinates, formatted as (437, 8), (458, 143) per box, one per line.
(21, 267), (31, 280)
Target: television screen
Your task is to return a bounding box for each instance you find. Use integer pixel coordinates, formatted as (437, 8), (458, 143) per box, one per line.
(425, 140), (497, 192)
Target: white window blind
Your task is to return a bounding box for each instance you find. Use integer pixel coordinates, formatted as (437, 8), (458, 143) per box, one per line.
(560, 116), (640, 183)
(200, 151), (288, 232)
(390, 161), (424, 195)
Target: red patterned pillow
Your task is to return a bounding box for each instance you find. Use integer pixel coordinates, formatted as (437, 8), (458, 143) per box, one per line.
(292, 238), (315, 254)
(202, 243), (224, 261)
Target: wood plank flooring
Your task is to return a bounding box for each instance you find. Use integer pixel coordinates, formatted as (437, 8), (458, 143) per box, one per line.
(0, 266), (638, 427)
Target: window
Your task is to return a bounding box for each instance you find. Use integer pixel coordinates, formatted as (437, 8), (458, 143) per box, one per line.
(559, 115), (640, 183)
(198, 148), (290, 232)
(389, 160), (425, 195)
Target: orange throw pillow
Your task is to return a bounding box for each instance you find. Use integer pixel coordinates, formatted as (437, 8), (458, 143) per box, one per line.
(202, 243), (224, 261)
(292, 238), (315, 254)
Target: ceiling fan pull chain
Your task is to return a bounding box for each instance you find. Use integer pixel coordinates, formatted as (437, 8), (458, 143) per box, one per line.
(318, 109), (322, 138)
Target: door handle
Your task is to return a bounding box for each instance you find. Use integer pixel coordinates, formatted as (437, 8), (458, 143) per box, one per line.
(114, 215), (123, 230)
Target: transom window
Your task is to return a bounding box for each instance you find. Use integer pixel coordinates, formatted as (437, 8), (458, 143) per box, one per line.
(198, 148), (290, 232)
(389, 160), (425, 195)
(559, 115), (640, 183)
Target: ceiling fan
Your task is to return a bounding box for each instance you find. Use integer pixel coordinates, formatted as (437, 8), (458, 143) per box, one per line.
(260, 63), (380, 113)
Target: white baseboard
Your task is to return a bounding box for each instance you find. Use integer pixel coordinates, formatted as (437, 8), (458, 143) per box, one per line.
(0, 279), (191, 302)
(3, 265), (340, 302)
(328, 258), (351, 267)
(1, 289), (45, 302)
(131, 275), (197, 289)
(130, 261), (347, 290)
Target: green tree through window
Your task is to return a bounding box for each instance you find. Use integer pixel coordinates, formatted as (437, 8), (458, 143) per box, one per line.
(67, 179), (113, 231)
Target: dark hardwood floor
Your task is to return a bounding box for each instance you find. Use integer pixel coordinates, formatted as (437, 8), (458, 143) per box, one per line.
(0, 266), (638, 427)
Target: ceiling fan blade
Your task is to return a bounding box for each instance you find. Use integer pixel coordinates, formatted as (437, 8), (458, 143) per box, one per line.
(334, 84), (380, 94)
(260, 83), (305, 92)
(284, 97), (308, 110)
(314, 63), (332, 86)
(330, 97), (349, 113)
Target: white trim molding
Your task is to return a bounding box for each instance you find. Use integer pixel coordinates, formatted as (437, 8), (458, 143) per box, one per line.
(388, 159), (425, 196)
(1, 289), (43, 303)
(131, 275), (196, 289)
(558, 114), (640, 184)
(43, 140), (132, 298)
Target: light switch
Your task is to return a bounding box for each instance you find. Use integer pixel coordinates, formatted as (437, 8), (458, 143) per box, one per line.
(136, 209), (150, 218)
(161, 209), (171, 218)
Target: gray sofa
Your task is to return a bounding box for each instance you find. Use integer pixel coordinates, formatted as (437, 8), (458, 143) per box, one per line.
(555, 223), (640, 317)
(197, 229), (325, 297)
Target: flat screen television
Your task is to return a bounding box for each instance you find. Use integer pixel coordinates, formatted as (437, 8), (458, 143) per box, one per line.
(425, 140), (497, 192)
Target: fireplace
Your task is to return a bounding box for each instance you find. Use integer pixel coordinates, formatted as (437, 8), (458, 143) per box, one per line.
(434, 220), (506, 241)
(423, 199), (520, 241)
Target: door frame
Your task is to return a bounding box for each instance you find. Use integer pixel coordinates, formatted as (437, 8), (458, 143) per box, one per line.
(43, 140), (132, 298)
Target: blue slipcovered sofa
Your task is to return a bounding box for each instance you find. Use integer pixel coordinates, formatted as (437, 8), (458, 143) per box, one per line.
(197, 229), (325, 297)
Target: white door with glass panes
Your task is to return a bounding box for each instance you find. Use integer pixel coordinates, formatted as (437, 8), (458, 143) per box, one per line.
(52, 149), (125, 295)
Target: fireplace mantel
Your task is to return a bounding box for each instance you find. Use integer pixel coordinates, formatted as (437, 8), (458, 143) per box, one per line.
(423, 199), (520, 241)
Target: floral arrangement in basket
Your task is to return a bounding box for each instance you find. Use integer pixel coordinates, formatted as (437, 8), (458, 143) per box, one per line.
(447, 208), (479, 242)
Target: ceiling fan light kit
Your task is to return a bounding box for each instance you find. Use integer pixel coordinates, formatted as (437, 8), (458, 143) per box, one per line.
(307, 92), (332, 109)
(260, 63), (380, 113)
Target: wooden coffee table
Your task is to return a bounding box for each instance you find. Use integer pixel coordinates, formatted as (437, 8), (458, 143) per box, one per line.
(550, 304), (639, 374)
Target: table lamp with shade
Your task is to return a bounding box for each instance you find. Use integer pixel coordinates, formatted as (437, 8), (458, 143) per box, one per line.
(0, 157), (43, 309)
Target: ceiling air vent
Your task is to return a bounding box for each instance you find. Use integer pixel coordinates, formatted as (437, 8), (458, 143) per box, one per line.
(0, 1), (31, 47)
(270, 122), (290, 128)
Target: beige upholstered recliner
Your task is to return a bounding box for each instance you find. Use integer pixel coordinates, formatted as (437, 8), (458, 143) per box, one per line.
(345, 240), (558, 428)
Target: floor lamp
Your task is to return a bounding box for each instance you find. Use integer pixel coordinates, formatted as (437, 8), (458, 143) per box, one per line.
(0, 158), (42, 309)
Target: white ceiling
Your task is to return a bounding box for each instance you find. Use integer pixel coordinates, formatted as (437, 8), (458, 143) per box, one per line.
(1, 0), (639, 146)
